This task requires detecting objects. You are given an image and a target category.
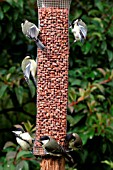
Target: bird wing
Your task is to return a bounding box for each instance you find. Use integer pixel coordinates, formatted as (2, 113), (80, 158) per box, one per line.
(29, 60), (37, 87)
(20, 132), (33, 145)
(28, 25), (39, 39)
(24, 62), (31, 80)
(45, 145), (62, 154)
(45, 139), (63, 154)
(79, 25), (87, 38)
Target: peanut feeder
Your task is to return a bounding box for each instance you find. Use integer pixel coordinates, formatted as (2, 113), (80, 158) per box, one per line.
(33, 0), (72, 157)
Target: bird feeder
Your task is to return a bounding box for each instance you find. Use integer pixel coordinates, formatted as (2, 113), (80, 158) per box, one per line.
(33, 0), (72, 169)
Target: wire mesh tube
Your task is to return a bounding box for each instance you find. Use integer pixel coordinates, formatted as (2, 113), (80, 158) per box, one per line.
(33, 0), (72, 156)
(37, 0), (71, 8)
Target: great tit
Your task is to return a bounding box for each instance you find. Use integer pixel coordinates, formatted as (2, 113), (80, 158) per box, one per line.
(38, 135), (74, 162)
(21, 56), (37, 88)
(65, 133), (83, 151)
(70, 19), (87, 43)
(21, 20), (46, 50)
(12, 127), (34, 151)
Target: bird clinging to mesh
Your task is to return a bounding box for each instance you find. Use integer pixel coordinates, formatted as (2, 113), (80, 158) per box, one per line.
(70, 19), (87, 43)
(21, 19), (46, 50)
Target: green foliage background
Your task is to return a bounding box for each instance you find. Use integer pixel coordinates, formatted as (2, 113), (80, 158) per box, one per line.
(0, 0), (113, 169)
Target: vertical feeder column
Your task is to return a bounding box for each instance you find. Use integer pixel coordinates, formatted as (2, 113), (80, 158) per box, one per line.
(33, 1), (71, 169)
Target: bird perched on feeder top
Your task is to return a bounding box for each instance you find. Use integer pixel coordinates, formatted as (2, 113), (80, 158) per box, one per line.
(65, 133), (83, 151)
(38, 135), (74, 162)
(70, 19), (87, 43)
(21, 19), (46, 50)
(21, 56), (37, 88)
(12, 126), (34, 151)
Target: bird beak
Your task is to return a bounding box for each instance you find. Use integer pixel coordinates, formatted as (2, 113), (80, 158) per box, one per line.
(12, 131), (16, 133)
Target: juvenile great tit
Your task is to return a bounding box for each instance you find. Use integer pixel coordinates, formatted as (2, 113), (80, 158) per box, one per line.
(70, 19), (87, 43)
(12, 127), (34, 151)
(21, 56), (37, 88)
(65, 133), (83, 151)
(38, 135), (74, 162)
(21, 20), (46, 50)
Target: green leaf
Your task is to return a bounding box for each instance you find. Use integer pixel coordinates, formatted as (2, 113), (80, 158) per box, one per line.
(110, 105), (113, 116)
(13, 12), (18, 21)
(0, 8), (4, 20)
(0, 69), (7, 75)
(29, 159), (40, 167)
(16, 151), (30, 160)
(3, 141), (16, 149)
(5, 0), (13, 5)
(68, 87), (76, 101)
(0, 84), (8, 98)
(80, 132), (89, 145)
(18, 0), (24, 8)
(101, 160), (113, 168)
(91, 32), (102, 40)
(23, 103), (36, 115)
(29, 80), (36, 98)
(16, 160), (29, 170)
(12, 34), (16, 41)
(23, 120), (34, 132)
(102, 143), (107, 154)
(0, 166), (3, 170)
(96, 95), (105, 101)
(71, 79), (81, 86)
(9, 66), (16, 74)
(101, 41), (107, 54)
(23, 160), (29, 170)
(4, 164), (15, 170)
(67, 115), (76, 127)
(6, 151), (17, 161)
(88, 9), (100, 16)
(93, 83), (104, 93)
(7, 25), (13, 33)
(107, 50), (113, 62)
(88, 128), (95, 139)
(67, 114), (85, 127)
(15, 86), (24, 104)
(70, 9), (82, 21)
(6, 73), (11, 80)
(3, 4), (10, 13)
(92, 17), (104, 29)
(73, 114), (85, 125)
(81, 42), (91, 55)
(79, 88), (85, 97)
(95, 0), (103, 12)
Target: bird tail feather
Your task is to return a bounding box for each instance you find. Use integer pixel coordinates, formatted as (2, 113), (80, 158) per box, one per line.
(35, 38), (46, 51)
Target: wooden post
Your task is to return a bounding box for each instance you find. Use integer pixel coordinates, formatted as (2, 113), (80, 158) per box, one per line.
(33, 1), (72, 169)
(40, 157), (65, 170)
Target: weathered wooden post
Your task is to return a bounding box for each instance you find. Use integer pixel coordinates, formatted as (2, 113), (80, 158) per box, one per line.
(33, 0), (72, 169)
